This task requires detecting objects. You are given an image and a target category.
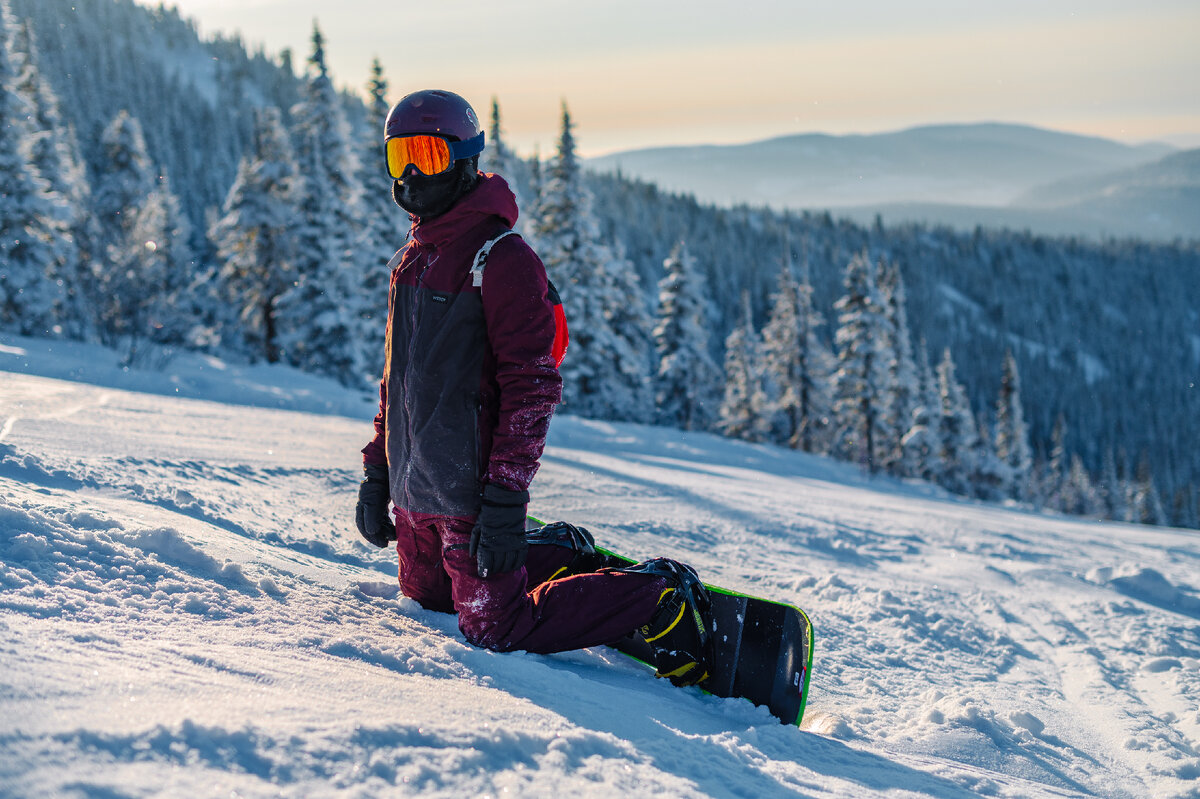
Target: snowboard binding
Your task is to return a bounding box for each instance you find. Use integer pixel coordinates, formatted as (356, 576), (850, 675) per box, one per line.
(622, 558), (714, 687)
(524, 521), (612, 578)
(523, 519), (813, 725)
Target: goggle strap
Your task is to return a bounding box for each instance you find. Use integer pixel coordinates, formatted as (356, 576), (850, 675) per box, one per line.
(449, 131), (486, 161)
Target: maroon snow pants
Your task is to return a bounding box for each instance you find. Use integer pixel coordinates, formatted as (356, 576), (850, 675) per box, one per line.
(393, 511), (667, 654)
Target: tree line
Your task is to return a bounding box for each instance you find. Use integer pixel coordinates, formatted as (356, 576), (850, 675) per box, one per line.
(524, 105), (1174, 526)
(1, 0), (1195, 529)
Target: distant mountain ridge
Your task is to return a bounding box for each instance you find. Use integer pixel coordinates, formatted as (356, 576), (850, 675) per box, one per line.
(827, 147), (1200, 241)
(1018, 147), (1200, 204)
(1016, 148), (1200, 240)
(586, 123), (1189, 241)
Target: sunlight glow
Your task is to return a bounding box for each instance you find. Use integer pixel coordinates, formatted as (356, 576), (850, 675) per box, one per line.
(150, 0), (1199, 155)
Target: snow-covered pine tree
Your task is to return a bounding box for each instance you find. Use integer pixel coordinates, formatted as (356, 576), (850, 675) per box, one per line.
(274, 22), (368, 385)
(831, 251), (894, 473)
(1100, 448), (1129, 522)
(97, 161), (192, 364)
(1061, 453), (1103, 518)
(530, 101), (649, 420)
(91, 108), (153, 239)
(1130, 454), (1167, 526)
(605, 242), (656, 423)
(653, 239), (720, 430)
(479, 97), (524, 203)
(1117, 451), (1139, 523)
(762, 254), (834, 452)
(970, 404), (1009, 501)
(10, 16), (84, 209)
(358, 58), (404, 257)
(364, 56), (388, 137)
(936, 348), (980, 496)
(994, 350), (1033, 501)
(9, 14), (88, 337)
(0, 0), (69, 337)
(719, 291), (769, 441)
(900, 342), (945, 483)
(89, 109), (159, 346)
(1178, 489), (1195, 530)
(876, 257), (919, 472)
(137, 168), (197, 349)
(356, 57), (403, 376)
(208, 106), (298, 363)
(753, 253), (791, 446)
(1172, 485), (1199, 530)
(1042, 416), (1068, 511)
(521, 146), (543, 241)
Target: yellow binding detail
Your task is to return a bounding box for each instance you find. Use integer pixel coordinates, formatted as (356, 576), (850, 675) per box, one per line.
(644, 600), (685, 644)
(658, 662), (708, 684)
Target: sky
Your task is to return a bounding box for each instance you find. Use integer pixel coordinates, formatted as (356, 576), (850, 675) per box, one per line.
(149, 0), (1200, 157)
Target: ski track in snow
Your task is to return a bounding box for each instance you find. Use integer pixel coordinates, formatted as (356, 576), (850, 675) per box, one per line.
(1, 339), (1199, 798)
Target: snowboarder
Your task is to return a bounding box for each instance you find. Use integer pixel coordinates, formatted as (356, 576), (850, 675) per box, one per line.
(355, 89), (711, 686)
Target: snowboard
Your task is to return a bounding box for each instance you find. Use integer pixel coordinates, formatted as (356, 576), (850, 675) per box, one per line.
(528, 521), (814, 727)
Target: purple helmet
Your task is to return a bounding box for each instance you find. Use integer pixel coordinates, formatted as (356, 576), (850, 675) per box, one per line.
(385, 89), (483, 145)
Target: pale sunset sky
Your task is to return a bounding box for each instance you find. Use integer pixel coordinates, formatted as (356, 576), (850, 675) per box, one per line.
(147, 0), (1200, 156)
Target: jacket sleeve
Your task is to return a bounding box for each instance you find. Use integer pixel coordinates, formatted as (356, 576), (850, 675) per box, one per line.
(361, 377), (388, 466)
(481, 238), (563, 492)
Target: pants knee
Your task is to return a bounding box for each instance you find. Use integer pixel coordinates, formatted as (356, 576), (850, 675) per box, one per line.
(397, 553), (454, 613)
(458, 611), (516, 651)
(456, 585), (524, 652)
(399, 583), (455, 615)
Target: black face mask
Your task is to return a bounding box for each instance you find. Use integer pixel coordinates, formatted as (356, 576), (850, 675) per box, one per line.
(393, 158), (478, 220)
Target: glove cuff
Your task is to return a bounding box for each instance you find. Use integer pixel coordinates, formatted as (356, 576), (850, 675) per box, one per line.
(482, 483), (529, 507)
(364, 462), (389, 483)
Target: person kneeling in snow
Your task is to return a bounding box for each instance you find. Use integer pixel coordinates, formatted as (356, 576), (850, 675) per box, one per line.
(355, 89), (709, 686)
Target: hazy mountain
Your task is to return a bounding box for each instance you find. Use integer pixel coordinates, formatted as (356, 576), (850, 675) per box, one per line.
(586, 123), (1183, 239)
(827, 147), (1200, 241)
(1017, 148), (1200, 237)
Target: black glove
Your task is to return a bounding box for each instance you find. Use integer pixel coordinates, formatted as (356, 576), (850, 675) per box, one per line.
(355, 463), (396, 548)
(470, 484), (530, 578)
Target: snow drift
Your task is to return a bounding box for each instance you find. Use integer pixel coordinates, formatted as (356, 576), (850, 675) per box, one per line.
(1, 334), (1198, 798)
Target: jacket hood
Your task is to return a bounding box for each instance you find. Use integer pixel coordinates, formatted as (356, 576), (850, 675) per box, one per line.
(411, 172), (519, 247)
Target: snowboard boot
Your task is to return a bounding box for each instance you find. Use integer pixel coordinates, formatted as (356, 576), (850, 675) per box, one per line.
(524, 521), (610, 579)
(623, 558), (714, 687)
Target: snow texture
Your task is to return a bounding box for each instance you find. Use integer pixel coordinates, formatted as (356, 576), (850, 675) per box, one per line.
(1, 332), (1198, 798)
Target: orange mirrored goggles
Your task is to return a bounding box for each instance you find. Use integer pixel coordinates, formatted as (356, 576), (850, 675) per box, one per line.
(385, 132), (485, 179)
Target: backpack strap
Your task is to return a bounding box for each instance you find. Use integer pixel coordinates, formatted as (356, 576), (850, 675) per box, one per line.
(471, 230), (521, 288)
(386, 249), (405, 271)
(470, 229), (569, 367)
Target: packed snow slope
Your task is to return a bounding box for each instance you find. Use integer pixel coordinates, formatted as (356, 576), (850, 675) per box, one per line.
(2, 334), (1199, 799)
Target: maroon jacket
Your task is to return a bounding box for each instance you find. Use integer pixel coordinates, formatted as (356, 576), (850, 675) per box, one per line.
(362, 174), (562, 517)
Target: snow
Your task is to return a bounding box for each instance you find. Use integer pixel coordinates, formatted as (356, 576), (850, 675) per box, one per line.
(935, 283), (984, 320)
(2, 332), (1199, 798)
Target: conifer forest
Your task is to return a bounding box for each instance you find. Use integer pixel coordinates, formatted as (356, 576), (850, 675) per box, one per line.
(2, 0), (1197, 528)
